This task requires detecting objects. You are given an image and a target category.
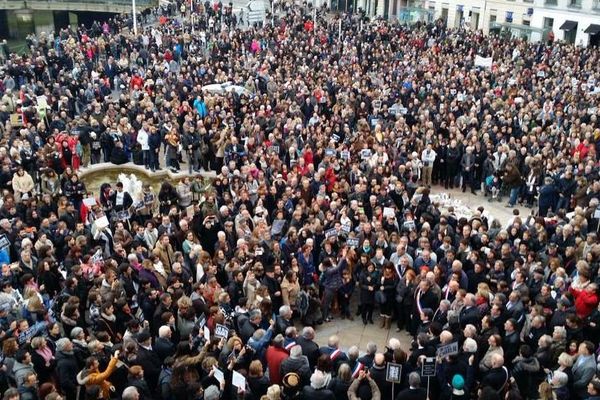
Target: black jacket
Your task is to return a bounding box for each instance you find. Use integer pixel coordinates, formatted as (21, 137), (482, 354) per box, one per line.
(154, 337), (175, 363)
(300, 386), (335, 400)
(296, 336), (320, 369)
(396, 387), (427, 400)
(55, 350), (79, 397)
(248, 375), (270, 400)
(459, 306), (481, 329)
(133, 346), (162, 390)
(481, 366), (509, 392)
(503, 332), (520, 365)
(327, 378), (351, 400)
(280, 356), (311, 387)
(239, 318), (259, 343)
(370, 364), (392, 399)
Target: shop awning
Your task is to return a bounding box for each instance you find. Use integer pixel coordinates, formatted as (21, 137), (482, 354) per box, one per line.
(584, 24), (600, 35)
(560, 20), (577, 31)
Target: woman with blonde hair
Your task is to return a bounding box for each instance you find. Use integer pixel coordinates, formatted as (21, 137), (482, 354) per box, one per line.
(538, 381), (556, 400)
(281, 270), (300, 310)
(327, 363), (352, 400)
(176, 296), (196, 338)
(265, 385), (281, 400)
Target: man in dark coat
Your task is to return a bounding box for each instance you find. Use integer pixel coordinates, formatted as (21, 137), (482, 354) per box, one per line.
(481, 354), (510, 392)
(133, 332), (161, 390)
(369, 354), (392, 399)
(239, 309), (262, 343)
(459, 294), (481, 329)
(154, 326), (176, 363)
(538, 177), (559, 217)
(152, 293), (173, 337)
(55, 339), (79, 400)
(396, 372), (427, 400)
(296, 326), (321, 369)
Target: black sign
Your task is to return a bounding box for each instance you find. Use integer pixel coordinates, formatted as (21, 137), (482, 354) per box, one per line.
(346, 237), (359, 248)
(386, 362), (402, 383)
(437, 342), (459, 358)
(144, 193), (155, 204)
(421, 357), (436, 377)
(116, 210), (131, 221)
(215, 324), (229, 339)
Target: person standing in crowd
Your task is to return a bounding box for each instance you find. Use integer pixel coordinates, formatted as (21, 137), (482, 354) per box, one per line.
(1, 4), (600, 400)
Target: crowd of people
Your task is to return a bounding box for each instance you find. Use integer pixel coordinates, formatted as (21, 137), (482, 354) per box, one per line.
(0, 0), (600, 400)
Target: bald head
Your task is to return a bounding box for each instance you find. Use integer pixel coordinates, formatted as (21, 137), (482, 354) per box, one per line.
(491, 354), (504, 368)
(328, 335), (340, 348)
(374, 353), (385, 366)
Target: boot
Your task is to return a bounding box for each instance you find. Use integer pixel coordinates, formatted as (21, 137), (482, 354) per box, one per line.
(384, 317), (391, 330)
(379, 317), (386, 328)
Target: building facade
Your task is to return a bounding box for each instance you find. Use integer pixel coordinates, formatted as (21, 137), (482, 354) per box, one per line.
(529, 0), (600, 46)
(352, 0), (599, 46)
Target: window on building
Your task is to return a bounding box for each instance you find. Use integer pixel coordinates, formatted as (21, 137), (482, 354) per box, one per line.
(522, 19), (530, 26)
(569, 0), (582, 7)
(543, 17), (554, 29)
(545, 0), (557, 5)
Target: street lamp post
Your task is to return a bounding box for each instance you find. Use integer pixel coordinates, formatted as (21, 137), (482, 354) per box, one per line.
(132, 0), (138, 35)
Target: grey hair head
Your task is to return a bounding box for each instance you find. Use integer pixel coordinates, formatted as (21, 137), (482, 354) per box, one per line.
(279, 305), (292, 317)
(302, 326), (315, 340)
(290, 345), (302, 357)
(408, 372), (421, 388)
(56, 338), (72, 352)
(252, 329), (265, 341)
(347, 346), (359, 360)
(366, 341), (377, 354)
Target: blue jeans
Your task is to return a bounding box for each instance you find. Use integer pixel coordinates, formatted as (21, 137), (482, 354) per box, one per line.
(142, 150), (150, 168)
(556, 196), (570, 211)
(509, 187), (520, 206)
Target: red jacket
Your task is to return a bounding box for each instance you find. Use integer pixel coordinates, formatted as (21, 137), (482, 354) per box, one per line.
(570, 287), (599, 318)
(265, 345), (289, 385)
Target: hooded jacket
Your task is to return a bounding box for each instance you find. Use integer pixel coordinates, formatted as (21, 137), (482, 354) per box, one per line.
(76, 356), (119, 399)
(13, 360), (35, 387)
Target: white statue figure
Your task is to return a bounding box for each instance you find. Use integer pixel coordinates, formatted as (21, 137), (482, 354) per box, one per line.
(118, 173), (144, 202)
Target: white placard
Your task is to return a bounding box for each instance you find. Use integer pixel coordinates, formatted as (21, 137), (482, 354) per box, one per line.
(203, 325), (211, 341)
(232, 370), (246, 389)
(474, 55), (493, 68)
(383, 207), (395, 218)
(212, 367), (225, 385)
(94, 216), (109, 230)
(83, 197), (97, 207)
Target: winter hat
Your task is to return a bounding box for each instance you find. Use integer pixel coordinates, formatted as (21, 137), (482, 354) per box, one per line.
(452, 374), (465, 395)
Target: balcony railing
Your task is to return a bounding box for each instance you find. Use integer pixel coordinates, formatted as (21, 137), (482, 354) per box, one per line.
(544, 0), (558, 5)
